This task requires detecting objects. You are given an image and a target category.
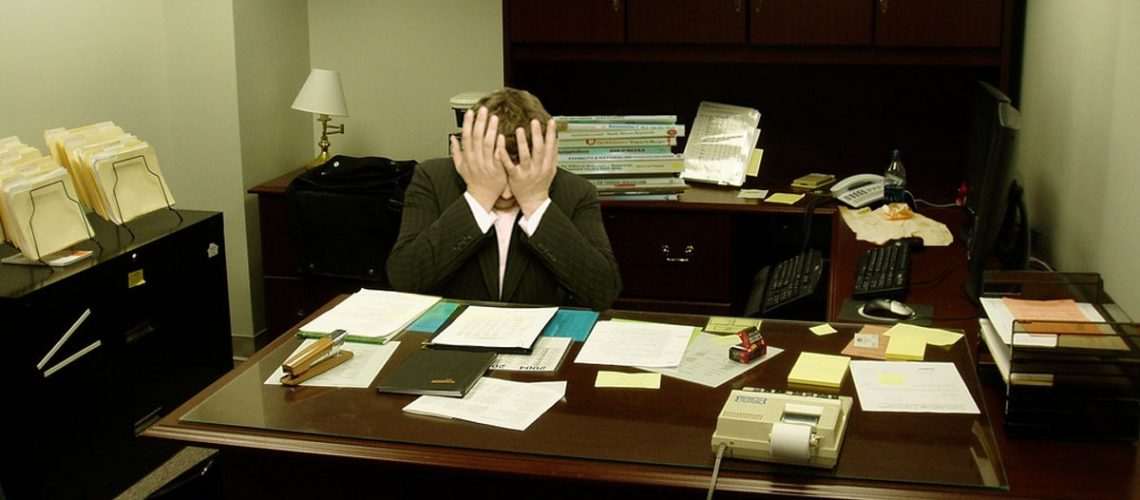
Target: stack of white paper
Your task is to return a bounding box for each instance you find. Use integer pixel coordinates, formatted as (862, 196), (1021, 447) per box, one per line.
(298, 289), (441, 341)
(403, 378), (567, 431)
(0, 137), (93, 260)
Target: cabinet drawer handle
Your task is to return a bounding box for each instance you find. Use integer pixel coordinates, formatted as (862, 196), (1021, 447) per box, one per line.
(879, 0), (889, 14)
(661, 244), (695, 263)
(37, 308), (92, 371)
(754, 0), (762, 14)
(612, 0), (620, 12)
(735, 0), (743, 13)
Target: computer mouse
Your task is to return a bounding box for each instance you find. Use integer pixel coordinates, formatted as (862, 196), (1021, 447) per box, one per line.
(860, 298), (916, 321)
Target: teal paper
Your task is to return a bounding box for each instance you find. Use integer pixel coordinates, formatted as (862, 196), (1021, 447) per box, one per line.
(542, 309), (599, 341)
(406, 301), (461, 333)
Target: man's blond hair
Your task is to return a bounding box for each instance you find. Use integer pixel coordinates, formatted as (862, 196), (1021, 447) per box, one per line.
(473, 88), (552, 162)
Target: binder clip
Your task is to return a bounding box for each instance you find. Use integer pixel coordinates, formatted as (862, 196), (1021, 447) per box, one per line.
(280, 329), (354, 386)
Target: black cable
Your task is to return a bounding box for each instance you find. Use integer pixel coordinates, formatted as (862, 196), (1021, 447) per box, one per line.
(800, 194), (832, 256)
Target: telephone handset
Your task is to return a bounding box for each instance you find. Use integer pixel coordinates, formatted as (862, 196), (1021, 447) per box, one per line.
(830, 173), (884, 208)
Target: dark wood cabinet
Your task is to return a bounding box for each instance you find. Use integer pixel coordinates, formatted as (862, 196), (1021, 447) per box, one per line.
(750, 0), (872, 46)
(628, 0), (747, 44)
(507, 0), (624, 43)
(875, 0), (1004, 47)
(0, 210), (232, 499)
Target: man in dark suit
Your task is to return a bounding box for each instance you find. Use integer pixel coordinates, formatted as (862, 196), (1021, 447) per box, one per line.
(387, 88), (621, 311)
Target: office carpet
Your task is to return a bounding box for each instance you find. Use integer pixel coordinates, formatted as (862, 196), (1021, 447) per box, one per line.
(113, 447), (218, 499)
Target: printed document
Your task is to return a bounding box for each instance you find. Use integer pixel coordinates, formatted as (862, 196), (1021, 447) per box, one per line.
(681, 101), (761, 187)
(403, 378), (566, 431)
(490, 336), (571, 372)
(574, 320), (692, 368)
(641, 332), (783, 388)
(299, 289), (440, 340)
(264, 340), (400, 388)
(431, 305), (558, 350)
(850, 361), (980, 414)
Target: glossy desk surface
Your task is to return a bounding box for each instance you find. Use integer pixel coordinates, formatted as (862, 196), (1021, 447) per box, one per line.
(151, 305), (1010, 498)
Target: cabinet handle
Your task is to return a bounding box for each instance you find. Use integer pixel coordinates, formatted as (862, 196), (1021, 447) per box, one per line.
(661, 244), (695, 263)
(612, 0), (620, 12)
(879, 0), (889, 15)
(754, 0), (762, 14)
(734, 0), (742, 13)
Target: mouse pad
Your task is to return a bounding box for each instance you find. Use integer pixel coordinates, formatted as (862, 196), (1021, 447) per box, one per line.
(837, 299), (933, 327)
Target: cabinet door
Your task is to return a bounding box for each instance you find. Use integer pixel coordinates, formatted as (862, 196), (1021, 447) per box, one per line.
(628, 0), (747, 44)
(875, 0), (1003, 47)
(603, 209), (733, 302)
(750, 0), (872, 46)
(508, 0), (625, 43)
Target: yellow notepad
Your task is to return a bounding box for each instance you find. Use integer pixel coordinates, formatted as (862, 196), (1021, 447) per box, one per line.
(787, 352), (850, 388)
(885, 335), (926, 361)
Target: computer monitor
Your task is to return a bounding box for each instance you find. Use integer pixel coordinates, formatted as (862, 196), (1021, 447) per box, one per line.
(961, 81), (1025, 302)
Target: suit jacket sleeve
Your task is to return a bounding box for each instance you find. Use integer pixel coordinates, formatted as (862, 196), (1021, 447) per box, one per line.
(386, 159), (492, 294)
(520, 171), (622, 311)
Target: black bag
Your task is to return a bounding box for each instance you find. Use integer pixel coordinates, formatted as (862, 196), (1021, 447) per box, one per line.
(284, 155), (417, 284)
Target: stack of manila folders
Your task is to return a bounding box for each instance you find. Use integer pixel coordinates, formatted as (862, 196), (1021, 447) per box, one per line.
(0, 122), (174, 264)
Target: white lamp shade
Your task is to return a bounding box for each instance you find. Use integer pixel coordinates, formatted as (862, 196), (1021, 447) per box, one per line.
(291, 68), (348, 116)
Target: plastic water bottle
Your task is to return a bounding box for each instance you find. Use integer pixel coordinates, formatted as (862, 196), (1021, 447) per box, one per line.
(883, 149), (907, 204)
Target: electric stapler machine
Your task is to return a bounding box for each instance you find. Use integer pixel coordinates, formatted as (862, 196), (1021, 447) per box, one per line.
(280, 329), (353, 386)
(711, 387), (853, 468)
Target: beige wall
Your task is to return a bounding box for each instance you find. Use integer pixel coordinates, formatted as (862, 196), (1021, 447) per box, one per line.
(1016, 0), (1140, 316)
(234, 0), (313, 335)
(307, 0), (504, 162)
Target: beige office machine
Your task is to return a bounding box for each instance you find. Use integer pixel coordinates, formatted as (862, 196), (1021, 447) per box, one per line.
(711, 388), (853, 468)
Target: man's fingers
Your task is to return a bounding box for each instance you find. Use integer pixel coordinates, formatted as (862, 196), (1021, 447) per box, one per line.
(515, 126), (532, 167)
(482, 114), (499, 161)
(470, 107), (488, 153)
(496, 134), (516, 170)
(450, 135), (464, 167)
(544, 118), (558, 159)
(458, 109), (475, 153)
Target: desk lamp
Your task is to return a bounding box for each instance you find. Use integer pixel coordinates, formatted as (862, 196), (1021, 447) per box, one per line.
(291, 68), (349, 169)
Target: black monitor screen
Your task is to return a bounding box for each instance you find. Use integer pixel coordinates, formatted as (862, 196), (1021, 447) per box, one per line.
(961, 81), (1022, 302)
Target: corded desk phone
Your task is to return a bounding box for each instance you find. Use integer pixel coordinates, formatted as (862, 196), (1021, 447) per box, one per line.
(831, 173), (884, 208)
(711, 388), (853, 468)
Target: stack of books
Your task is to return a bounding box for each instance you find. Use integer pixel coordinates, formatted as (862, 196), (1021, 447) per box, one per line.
(554, 115), (688, 201)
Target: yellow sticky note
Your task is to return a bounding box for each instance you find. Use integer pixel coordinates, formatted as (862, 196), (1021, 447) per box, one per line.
(885, 335), (926, 361)
(765, 192), (805, 205)
(787, 352), (850, 388)
(747, 148), (764, 176)
(711, 335), (745, 346)
(705, 316), (761, 334)
(878, 372), (907, 385)
(809, 324), (837, 336)
(595, 371), (661, 389)
(884, 323), (963, 346)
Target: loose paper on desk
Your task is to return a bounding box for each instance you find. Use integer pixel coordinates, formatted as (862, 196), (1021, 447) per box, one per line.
(431, 305), (557, 350)
(979, 297), (1105, 347)
(574, 320), (692, 368)
(850, 361), (979, 414)
(490, 337), (571, 372)
(299, 289), (440, 341)
(839, 206), (953, 246)
(641, 331), (784, 388)
(264, 340), (400, 388)
(403, 378), (566, 431)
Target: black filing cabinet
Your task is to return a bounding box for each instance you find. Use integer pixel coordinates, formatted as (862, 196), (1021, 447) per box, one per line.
(0, 210), (232, 499)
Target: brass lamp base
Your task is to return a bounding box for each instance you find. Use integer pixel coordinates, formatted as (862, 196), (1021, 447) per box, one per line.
(303, 113), (344, 170)
(304, 151), (332, 170)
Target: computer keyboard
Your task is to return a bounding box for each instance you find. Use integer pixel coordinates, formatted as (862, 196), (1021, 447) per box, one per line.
(853, 241), (911, 299)
(751, 250), (824, 314)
